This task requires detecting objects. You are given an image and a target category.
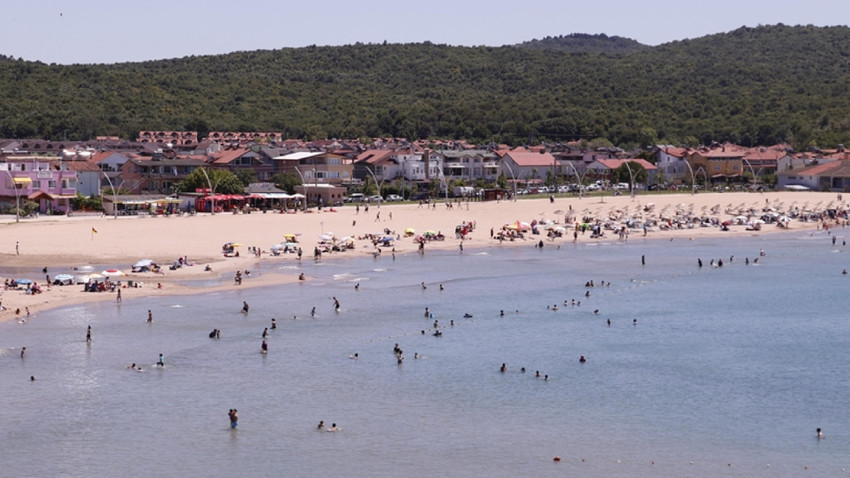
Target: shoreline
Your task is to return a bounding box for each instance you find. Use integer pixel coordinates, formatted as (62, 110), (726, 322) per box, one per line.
(1, 191), (840, 321)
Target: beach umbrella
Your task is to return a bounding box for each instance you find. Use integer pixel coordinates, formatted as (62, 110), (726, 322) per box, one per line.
(88, 273), (104, 280)
(133, 259), (155, 268)
(102, 269), (125, 277)
(54, 273), (74, 284)
(381, 236), (394, 243)
(404, 227), (415, 234)
(74, 275), (91, 284)
(14, 278), (32, 285)
(271, 243), (285, 251)
(424, 230), (437, 236)
(318, 234), (333, 242)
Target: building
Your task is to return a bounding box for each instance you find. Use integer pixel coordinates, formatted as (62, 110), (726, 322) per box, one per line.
(272, 152), (353, 185)
(0, 159), (78, 214)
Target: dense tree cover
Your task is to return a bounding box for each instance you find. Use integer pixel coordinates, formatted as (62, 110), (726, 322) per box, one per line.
(178, 168), (243, 194)
(516, 33), (650, 54)
(2, 25), (850, 149)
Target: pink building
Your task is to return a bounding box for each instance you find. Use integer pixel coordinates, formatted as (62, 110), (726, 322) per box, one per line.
(1, 160), (78, 214)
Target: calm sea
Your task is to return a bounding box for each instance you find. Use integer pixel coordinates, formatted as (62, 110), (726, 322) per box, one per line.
(1, 231), (848, 477)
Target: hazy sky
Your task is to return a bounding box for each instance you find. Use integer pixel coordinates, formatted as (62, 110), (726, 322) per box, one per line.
(2, 0), (846, 64)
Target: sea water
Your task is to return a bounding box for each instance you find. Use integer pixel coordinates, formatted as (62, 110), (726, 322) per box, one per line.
(1, 231), (848, 477)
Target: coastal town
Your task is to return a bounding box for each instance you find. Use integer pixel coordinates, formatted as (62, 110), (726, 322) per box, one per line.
(2, 131), (850, 216)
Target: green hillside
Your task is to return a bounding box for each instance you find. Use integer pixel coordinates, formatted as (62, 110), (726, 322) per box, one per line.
(1, 24), (849, 149)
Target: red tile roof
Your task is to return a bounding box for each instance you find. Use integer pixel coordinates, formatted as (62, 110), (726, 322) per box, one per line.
(505, 151), (557, 167)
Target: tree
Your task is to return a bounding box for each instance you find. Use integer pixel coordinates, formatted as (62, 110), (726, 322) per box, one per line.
(271, 172), (301, 194)
(233, 168), (258, 186)
(496, 172), (508, 189)
(178, 168), (244, 195)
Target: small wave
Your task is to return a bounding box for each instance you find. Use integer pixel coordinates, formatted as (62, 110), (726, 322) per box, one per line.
(372, 268), (387, 272)
(277, 265), (300, 270)
(170, 304), (184, 308)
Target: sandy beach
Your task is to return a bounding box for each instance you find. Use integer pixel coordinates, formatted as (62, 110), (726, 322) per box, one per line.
(0, 190), (844, 321)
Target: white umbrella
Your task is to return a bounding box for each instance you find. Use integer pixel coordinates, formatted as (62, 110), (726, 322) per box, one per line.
(102, 270), (125, 277)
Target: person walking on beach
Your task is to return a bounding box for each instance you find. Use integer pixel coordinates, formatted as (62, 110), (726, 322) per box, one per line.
(20, 347), (26, 358)
(86, 325), (92, 343)
(242, 301), (250, 314)
(147, 310), (153, 323)
(16, 241), (19, 255)
(116, 288), (122, 303)
(229, 409), (238, 429)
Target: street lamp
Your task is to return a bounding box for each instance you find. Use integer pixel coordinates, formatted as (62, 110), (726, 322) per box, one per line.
(293, 167), (307, 211)
(364, 166), (382, 199)
(742, 158), (757, 190)
(3, 168), (20, 223)
(199, 168), (216, 215)
(684, 160), (697, 196)
(502, 161), (518, 201)
(102, 171), (118, 218)
(563, 161), (585, 199)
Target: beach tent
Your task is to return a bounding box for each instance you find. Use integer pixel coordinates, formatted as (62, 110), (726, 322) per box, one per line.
(133, 259), (155, 269)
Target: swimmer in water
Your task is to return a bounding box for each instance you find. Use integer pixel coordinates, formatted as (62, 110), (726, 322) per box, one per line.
(271, 318), (277, 329)
(500, 363), (507, 373)
(317, 420), (324, 430)
(157, 353), (164, 366)
(311, 307), (316, 317)
(350, 353), (358, 360)
(579, 355), (586, 363)
(817, 428), (824, 439)
(328, 423), (339, 432)
(229, 409), (238, 429)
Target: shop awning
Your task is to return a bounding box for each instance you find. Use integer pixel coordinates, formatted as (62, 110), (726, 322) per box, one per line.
(13, 177), (32, 184)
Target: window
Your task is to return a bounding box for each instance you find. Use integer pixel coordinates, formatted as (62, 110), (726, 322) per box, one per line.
(49, 180), (56, 188)
(32, 180), (41, 189)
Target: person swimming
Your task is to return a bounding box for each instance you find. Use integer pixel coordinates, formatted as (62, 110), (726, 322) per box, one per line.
(500, 363), (507, 372)
(579, 355), (586, 363)
(317, 420), (324, 430)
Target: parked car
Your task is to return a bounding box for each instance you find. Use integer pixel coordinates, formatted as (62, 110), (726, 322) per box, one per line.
(412, 192), (430, 202)
(385, 194), (403, 202)
(344, 193), (365, 203)
(367, 195), (383, 203)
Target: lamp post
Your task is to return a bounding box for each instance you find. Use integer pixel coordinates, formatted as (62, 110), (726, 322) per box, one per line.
(502, 161), (518, 201)
(742, 158), (757, 190)
(102, 171), (118, 218)
(3, 168), (20, 223)
(622, 161), (636, 199)
(564, 161), (585, 199)
(364, 166), (382, 199)
(199, 168), (216, 215)
(684, 160), (697, 196)
(293, 167), (307, 211)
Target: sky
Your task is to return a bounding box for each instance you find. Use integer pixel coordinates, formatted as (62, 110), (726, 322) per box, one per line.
(2, 0), (847, 65)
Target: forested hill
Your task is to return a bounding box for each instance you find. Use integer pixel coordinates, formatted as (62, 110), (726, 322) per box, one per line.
(515, 33), (649, 53)
(2, 24), (850, 149)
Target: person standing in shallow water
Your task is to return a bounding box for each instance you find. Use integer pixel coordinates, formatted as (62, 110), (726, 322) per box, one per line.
(229, 409), (238, 429)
